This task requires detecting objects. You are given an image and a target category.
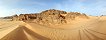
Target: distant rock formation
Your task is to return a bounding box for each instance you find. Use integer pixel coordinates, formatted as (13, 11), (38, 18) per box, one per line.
(12, 9), (89, 25)
(2, 16), (13, 19)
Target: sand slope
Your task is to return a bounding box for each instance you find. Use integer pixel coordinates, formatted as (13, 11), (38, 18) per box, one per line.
(0, 16), (106, 40)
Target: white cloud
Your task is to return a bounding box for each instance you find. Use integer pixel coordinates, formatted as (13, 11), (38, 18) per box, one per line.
(0, 7), (11, 17)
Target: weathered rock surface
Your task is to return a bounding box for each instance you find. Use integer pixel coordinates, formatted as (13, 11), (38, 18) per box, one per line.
(12, 9), (89, 25)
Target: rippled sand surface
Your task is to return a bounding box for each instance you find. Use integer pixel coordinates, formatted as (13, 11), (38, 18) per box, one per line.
(0, 16), (106, 40)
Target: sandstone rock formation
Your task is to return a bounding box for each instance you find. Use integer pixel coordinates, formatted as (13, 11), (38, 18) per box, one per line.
(12, 9), (89, 25)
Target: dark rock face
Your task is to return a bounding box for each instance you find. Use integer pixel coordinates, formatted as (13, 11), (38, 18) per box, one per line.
(18, 14), (37, 20)
(12, 9), (89, 25)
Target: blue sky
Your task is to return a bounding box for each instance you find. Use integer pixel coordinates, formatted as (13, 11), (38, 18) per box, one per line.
(0, 0), (106, 17)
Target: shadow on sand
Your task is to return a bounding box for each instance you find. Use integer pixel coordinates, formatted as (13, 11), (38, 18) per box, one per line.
(0, 25), (50, 40)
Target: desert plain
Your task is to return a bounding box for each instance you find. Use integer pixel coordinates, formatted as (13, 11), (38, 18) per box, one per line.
(0, 16), (106, 40)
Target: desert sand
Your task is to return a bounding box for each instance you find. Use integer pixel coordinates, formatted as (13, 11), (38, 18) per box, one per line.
(0, 16), (106, 40)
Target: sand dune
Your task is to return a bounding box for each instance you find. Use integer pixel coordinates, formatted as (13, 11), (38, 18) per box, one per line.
(1, 25), (50, 40)
(0, 16), (106, 40)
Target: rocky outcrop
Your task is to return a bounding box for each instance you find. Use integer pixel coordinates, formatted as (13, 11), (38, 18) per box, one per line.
(12, 9), (89, 25)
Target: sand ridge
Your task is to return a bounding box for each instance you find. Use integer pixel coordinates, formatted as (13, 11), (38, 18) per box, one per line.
(0, 16), (106, 40)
